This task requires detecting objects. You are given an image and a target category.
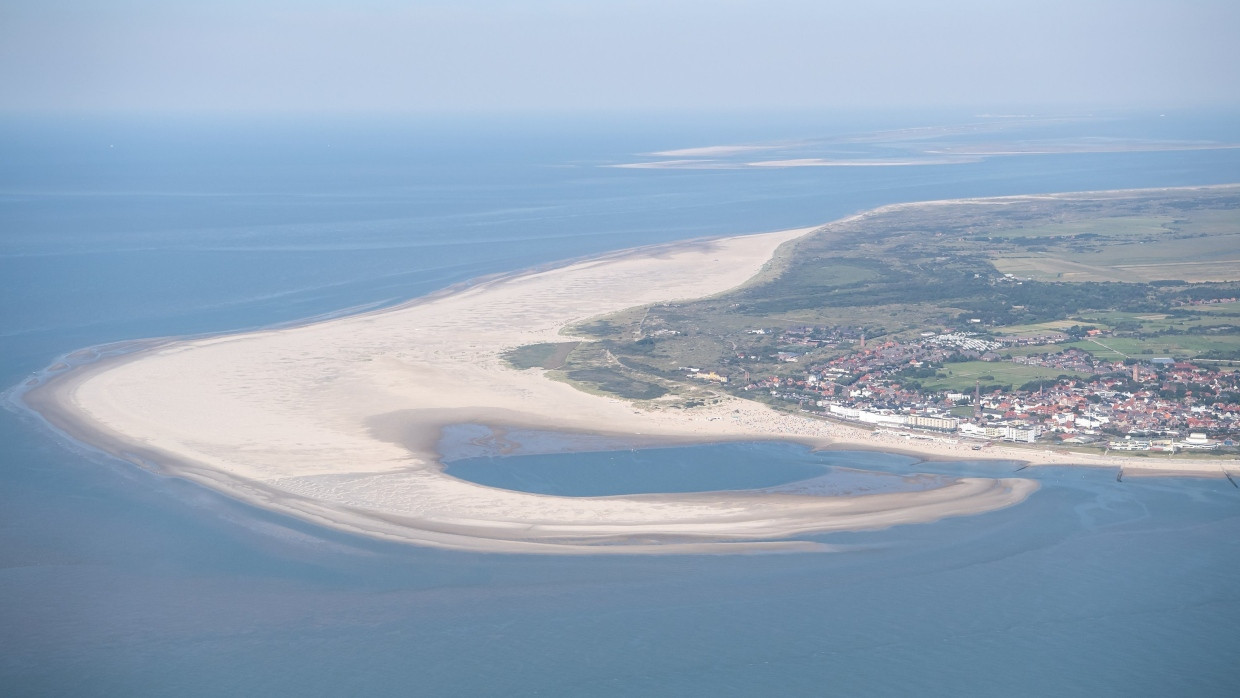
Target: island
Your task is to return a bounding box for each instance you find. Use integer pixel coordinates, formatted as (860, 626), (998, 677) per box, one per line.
(17, 186), (1240, 554)
(550, 185), (1240, 464)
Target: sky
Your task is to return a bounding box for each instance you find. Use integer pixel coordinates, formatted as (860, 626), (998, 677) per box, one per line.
(2, 0), (1238, 113)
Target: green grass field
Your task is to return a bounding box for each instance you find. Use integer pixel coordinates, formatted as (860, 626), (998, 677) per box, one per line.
(913, 361), (1087, 392)
(991, 209), (1240, 283)
(994, 320), (1080, 336)
(1187, 301), (1240, 315)
(1061, 335), (1240, 360)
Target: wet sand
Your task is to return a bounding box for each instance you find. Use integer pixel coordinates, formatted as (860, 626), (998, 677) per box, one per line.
(20, 204), (1233, 554)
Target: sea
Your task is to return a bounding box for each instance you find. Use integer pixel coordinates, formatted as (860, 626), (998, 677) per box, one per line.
(2, 109), (1239, 697)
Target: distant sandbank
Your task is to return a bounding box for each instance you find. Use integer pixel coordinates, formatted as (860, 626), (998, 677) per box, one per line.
(19, 195), (1235, 554)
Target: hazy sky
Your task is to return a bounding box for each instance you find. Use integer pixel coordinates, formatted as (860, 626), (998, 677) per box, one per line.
(2, 0), (1238, 113)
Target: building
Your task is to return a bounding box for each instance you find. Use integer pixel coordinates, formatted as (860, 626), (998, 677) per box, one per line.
(984, 424), (1040, 442)
(908, 414), (960, 432)
(1181, 432), (1219, 450)
(1003, 425), (1039, 443)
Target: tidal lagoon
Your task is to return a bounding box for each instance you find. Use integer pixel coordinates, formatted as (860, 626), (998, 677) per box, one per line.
(4, 111), (1240, 695)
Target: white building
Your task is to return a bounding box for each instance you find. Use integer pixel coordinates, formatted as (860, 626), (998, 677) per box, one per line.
(908, 414), (960, 432)
(1003, 425), (1039, 443)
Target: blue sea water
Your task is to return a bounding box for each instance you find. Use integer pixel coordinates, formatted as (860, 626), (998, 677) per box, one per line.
(3, 110), (1240, 696)
(445, 441), (837, 496)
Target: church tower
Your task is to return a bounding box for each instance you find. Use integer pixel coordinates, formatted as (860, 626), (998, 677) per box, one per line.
(973, 379), (983, 423)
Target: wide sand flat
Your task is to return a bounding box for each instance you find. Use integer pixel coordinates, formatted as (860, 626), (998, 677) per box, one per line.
(26, 215), (1222, 554)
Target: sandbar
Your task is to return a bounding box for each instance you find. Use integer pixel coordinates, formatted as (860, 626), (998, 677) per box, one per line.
(21, 207), (1227, 554)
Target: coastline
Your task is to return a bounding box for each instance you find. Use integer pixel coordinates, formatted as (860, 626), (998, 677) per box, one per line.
(17, 193), (1237, 553)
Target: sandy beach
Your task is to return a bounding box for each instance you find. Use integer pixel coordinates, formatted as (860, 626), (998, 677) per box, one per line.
(19, 209), (1236, 554)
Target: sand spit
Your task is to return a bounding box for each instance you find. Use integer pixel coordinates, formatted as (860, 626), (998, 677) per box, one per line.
(20, 198), (1235, 554)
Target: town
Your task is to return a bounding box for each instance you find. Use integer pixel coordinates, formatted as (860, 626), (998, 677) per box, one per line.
(567, 190), (1240, 458)
(698, 325), (1240, 455)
